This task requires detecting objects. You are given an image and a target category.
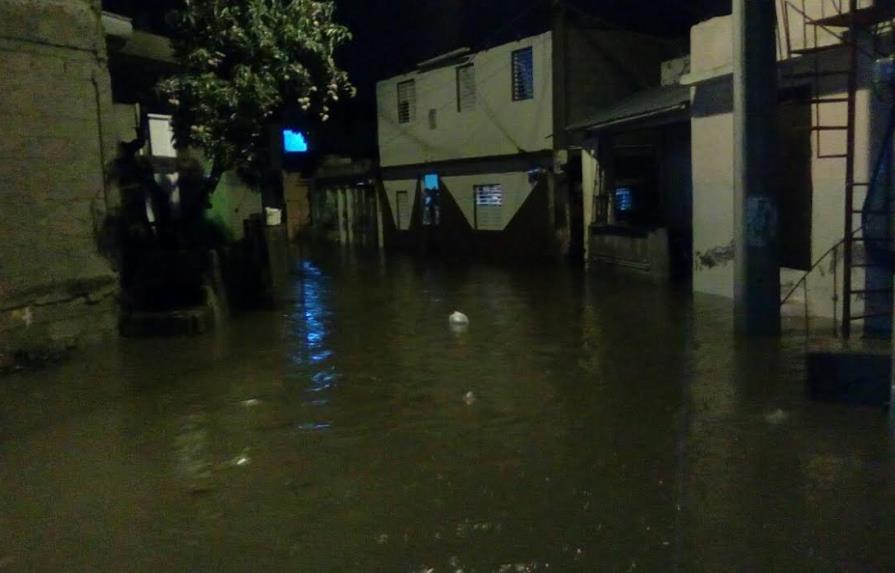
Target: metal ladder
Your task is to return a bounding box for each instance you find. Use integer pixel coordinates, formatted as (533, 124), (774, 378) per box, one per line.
(780, 0), (895, 338)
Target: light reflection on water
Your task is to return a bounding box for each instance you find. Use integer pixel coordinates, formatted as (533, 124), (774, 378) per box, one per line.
(290, 260), (336, 421)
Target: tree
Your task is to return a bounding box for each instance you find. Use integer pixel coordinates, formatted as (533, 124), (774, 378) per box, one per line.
(158, 0), (354, 194)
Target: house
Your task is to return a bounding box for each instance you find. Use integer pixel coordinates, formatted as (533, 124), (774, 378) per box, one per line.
(684, 0), (894, 336)
(570, 56), (694, 281)
(306, 157), (384, 249)
(376, 14), (682, 259)
(102, 11), (264, 244)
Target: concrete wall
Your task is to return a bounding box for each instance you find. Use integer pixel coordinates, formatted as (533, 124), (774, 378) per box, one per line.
(377, 32), (554, 168)
(0, 0), (119, 366)
(689, 12), (887, 325)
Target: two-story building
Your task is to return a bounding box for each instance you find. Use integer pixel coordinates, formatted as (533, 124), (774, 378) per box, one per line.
(570, 0), (894, 337)
(376, 15), (682, 259)
(685, 0), (894, 336)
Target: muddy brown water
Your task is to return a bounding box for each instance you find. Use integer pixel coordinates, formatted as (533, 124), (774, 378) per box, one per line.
(1, 252), (894, 572)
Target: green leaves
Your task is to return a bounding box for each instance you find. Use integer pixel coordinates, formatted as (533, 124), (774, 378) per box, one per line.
(158, 0), (354, 189)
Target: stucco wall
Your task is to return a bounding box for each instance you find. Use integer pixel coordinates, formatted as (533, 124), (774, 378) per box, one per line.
(0, 0), (119, 365)
(441, 171), (537, 231)
(377, 32), (554, 168)
(384, 171), (537, 233)
(690, 12), (885, 322)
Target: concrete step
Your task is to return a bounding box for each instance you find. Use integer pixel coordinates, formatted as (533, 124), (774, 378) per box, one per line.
(806, 338), (891, 406)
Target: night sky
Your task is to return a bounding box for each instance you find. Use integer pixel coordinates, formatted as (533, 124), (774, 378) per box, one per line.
(102, 0), (732, 157)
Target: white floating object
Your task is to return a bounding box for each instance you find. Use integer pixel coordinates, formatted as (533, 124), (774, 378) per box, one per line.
(449, 311), (470, 326)
(764, 409), (789, 425)
(463, 391), (476, 406)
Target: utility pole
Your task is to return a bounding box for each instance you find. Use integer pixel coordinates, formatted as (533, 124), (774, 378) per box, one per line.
(733, 0), (781, 336)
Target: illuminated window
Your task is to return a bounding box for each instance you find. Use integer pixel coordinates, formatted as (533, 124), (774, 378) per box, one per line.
(512, 47), (534, 101)
(147, 113), (176, 158)
(397, 80), (416, 124)
(474, 183), (503, 230)
(283, 129), (309, 153)
(457, 63), (476, 112)
(615, 188), (633, 213)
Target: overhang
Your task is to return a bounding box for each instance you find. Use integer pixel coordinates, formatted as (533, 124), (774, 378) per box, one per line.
(567, 84), (691, 133)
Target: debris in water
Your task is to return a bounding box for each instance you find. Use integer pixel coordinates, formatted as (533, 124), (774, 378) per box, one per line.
(230, 448), (251, 467)
(449, 311), (470, 326)
(463, 391), (476, 406)
(241, 399), (262, 408)
(376, 533), (389, 545)
(764, 409), (790, 425)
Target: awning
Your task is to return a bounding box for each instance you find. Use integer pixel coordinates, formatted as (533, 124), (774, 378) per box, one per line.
(567, 84), (691, 133)
(104, 12), (176, 65)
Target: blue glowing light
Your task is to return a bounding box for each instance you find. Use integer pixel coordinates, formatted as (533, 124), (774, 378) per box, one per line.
(283, 129), (309, 153)
(616, 187), (634, 212)
(424, 173), (439, 190)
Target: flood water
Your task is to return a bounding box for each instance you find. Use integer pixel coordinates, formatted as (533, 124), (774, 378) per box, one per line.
(2, 252), (895, 572)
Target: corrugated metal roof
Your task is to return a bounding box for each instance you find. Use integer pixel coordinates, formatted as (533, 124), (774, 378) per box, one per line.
(567, 84), (691, 132)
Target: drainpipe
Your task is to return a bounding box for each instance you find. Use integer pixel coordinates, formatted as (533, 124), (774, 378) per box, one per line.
(733, 0), (781, 336)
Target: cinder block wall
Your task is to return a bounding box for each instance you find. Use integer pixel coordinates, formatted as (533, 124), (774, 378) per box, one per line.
(0, 0), (118, 367)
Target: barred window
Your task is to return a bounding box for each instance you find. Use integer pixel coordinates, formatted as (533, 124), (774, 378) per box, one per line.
(474, 184), (504, 230)
(397, 80), (416, 123)
(511, 47), (534, 101)
(457, 63), (476, 112)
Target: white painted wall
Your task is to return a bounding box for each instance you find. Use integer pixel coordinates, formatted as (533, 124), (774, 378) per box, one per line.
(688, 2), (876, 81)
(690, 10), (886, 322)
(384, 171), (538, 231)
(377, 32), (554, 168)
(441, 171), (538, 231)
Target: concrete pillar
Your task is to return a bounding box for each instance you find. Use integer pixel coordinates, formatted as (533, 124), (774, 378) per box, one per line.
(733, 0), (781, 336)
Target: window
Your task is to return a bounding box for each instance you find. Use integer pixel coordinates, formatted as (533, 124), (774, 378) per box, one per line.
(423, 174), (441, 227)
(457, 63), (476, 112)
(428, 109), (437, 130)
(610, 148), (658, 226)
(282, 129), (309, 153)
(474, 184), (503, 230)
(147, 113), (177, 158)
(512, 47), (534, 101)
(397, 80), (416, 124)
